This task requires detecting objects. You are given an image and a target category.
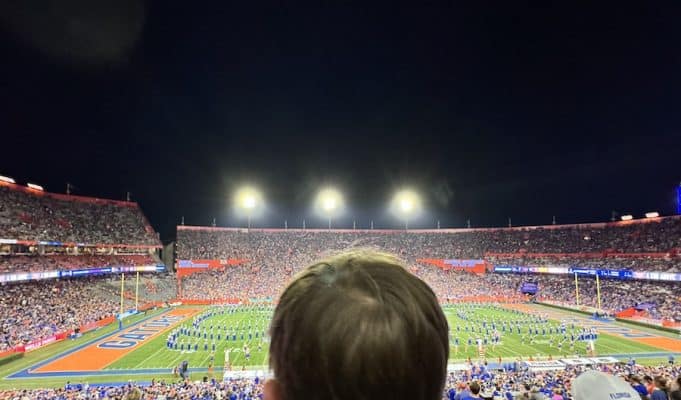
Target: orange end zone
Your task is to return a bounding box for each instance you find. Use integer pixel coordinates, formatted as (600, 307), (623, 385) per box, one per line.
(35, 308), (199, 372)
(634, 337), (681, 352)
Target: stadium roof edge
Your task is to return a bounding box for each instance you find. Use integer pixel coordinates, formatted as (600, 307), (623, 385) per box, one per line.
(177, 214), (681, 233)
(0, 180), (139, 208)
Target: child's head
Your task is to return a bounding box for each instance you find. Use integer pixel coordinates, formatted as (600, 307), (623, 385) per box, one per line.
(266, 250), (449, 400)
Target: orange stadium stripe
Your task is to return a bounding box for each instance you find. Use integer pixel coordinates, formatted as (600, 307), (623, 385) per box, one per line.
(36, 308), (199, 372)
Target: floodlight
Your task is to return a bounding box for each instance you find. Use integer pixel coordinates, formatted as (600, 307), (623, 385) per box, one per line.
(400, 198), (414, 212)
(315, 188), (344, 229)
(0, 175), (15, 184)
(242, 195), (256, 210)
(391, 189), (422, 229)
(645, 212), (659, 218)
(620, 215), (633, 221)
(323, 197), (337, 211)
(234, 186), (263, 228)
(27, 183), (44, 191)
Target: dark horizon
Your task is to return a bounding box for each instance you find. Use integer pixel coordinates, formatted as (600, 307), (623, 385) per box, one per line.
(1, 1), (680, 241)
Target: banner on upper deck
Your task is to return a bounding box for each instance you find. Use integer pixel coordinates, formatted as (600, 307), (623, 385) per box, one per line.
(0, 265), (165, 283)
(417, 259), (487, 273)
(176, 259), (249, 278)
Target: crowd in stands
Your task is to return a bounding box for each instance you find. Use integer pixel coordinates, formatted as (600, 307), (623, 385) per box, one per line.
(180, 259), (681, 320)
(0, 377), (264, 400)
(177, 222), (681, 320)
(2, 363), (681, 399)
(0, 278), (121, 351)
(0, 184), (171, 351)
(97, 273), (177, 303)
(0, 254), (155, 273)
(531, 274), (681, 321)
(0, 185), (160, 245)
(178, 216), (681, 261)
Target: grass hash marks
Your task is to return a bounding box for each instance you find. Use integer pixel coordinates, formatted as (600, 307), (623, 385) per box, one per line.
(443, 304), (660, 361)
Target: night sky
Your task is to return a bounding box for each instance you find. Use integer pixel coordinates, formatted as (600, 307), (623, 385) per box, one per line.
(1, 1), (680, 240)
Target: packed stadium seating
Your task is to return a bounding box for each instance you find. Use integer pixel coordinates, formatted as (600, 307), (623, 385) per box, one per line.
(179, 263), (681, 320)
(97, 272), (177, 303)
(176, 218), (681, 321)
(0, 184), (160, 245)
(177, 216), (681, 261)
(0, 183), (170, 352)
(1, 363), (679, 399)
(0, 278), (122, 351)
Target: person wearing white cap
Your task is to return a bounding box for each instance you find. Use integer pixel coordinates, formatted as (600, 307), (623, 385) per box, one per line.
(572, 370), (640, 400)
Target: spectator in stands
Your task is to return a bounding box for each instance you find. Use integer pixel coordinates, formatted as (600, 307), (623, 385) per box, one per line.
(652, 376), (671, 400)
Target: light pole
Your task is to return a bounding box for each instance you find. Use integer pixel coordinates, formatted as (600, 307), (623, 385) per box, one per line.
(243, 195), (256, 229)
(316, 188), (343, 230)
(324, 197), (336, 230)
(235, 186), (262, 230)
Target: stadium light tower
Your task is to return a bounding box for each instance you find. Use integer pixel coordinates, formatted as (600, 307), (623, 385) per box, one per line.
(391, 189), (422, 230)
(315, 188), (343, 229)
(234, 186), (263, 229)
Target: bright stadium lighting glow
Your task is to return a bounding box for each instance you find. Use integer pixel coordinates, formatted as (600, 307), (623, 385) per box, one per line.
(234, 186), (263, 228)
(620, 214), (633, 221)
(323, 197), (337, 211)
(0, 175), (15, 184)
(400, 198), (414, 212)
(27, 183), (44, 191)
(645, 211), (659, 218)
(315, 188), (344, 229)
(391, 189), (422, 229)
(242, 195), (256, 210)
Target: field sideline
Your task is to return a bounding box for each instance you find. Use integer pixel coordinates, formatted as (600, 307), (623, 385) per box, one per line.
(1, 303), (680, 389)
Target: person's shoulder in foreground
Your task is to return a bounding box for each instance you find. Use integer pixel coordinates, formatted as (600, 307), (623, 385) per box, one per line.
(571, 370), (640, 400)
(264, 249), (450, 400)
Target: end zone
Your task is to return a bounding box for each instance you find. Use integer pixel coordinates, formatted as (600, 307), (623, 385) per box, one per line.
(11, 308), (199, 377)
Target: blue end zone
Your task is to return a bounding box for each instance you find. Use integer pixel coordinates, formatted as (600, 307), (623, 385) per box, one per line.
(7, 310), (171, 379)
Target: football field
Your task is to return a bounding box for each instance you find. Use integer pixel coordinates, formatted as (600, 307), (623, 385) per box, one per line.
(1, 302), (680, 389)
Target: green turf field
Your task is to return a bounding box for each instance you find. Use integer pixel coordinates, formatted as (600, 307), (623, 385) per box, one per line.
(101, 303), (663, 369)
(0, 303), (673, 389)
(107, 306), (273, 370)
(442, 304), (660, 360)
